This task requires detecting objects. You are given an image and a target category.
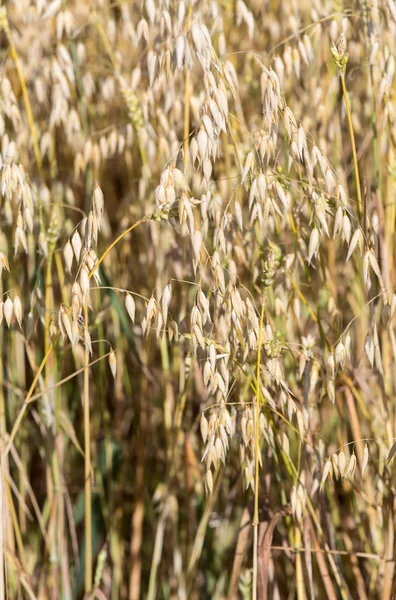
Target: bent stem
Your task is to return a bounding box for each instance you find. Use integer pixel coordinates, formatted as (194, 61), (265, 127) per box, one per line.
(90, 215), (152, 278)
(5, 340), (58, 457)
(253, 300), (265, 600)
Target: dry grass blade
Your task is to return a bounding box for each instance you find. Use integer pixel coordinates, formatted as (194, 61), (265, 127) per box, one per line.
(227, 507), (251, 600)
(257, 508), (290, 599)
(386, 441), (396, 465)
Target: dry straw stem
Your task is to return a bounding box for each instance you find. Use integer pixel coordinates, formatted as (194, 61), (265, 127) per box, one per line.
(83, 300), (92, 594)
(0, 444), (4, 600)
(252, 300), (265, 600)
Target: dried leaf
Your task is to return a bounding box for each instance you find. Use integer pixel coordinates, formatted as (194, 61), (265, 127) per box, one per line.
(58, 410), (84, 457)
(386, 441), (396, 465)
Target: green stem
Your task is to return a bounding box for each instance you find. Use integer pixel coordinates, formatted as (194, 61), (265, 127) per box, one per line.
(340, 75), (364, 224)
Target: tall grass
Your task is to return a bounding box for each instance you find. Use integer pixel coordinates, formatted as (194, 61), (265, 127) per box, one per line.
(0, 0), (395, 598)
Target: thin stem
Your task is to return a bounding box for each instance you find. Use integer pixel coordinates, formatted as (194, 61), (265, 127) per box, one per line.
(44, 241), (62, 590)
(89, 216), (151, 280)
(252, 300), (265, 600)
(269, 545), (381, 559)
(28, 351), (112, 404)
(294, 526), (305, 600)
(5, 478), (26, 570)
(0, 444), (4, 600)
(83, 302), (92, 593)
(5, 339), (58, 457)
(341, 75), (363, 223)
(90, 286), (149, 302)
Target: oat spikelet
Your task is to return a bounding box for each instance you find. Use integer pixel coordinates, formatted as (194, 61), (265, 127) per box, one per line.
(125, 294), (136, 324)
(320, 459), (332, 491)
(4, 297), (13, 328)
(109, 350), (117, 379)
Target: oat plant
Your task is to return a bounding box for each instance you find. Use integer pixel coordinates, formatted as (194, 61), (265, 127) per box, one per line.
(0, 0), (395, 599)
